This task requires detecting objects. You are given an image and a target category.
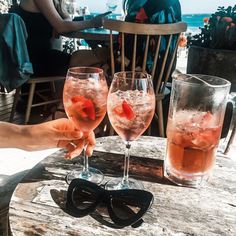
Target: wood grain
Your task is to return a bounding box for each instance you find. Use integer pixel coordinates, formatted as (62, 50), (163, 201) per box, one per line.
(9, 136), (236, 236)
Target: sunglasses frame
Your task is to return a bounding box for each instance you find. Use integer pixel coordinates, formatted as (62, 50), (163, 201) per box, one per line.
(66, 179), (153, 227)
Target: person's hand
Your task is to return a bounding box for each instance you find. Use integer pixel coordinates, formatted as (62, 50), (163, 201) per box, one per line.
(28, 118), (95, 159)
(90, 11), (111, 28)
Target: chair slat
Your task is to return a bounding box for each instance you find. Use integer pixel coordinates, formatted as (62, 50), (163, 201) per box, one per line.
(103, 19), (187, 35)
(156, 34), (173, 94)
(142, 35), (150, 72)
(132, 34), (137, 72)
(121, 33), (125, 71)
(151, 35), (161, 79)
(163, 34), (181, 88)
(109, 30), (115, 77)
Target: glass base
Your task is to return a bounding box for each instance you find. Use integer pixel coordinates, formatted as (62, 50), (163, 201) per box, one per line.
(164, 166), (211, 188)
(105, 177), (144, 190)
(66, 167), (104, 185)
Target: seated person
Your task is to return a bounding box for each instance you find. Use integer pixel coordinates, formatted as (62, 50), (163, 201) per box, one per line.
(119, 0), (182, 90)
(10, 0), (107, 77)
(10, 0), (109, 112)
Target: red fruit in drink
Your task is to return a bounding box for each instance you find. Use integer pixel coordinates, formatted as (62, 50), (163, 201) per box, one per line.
(71, 95), (86, 104)
(122, 100), (136, 120)
(83, 99), (95, 120)
(113, 100), (136, 120)
(71, 96), (95, 120)
(114, 105), (125, 117)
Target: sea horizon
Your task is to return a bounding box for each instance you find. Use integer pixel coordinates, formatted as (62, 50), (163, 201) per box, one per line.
(182, 13), (211, 34)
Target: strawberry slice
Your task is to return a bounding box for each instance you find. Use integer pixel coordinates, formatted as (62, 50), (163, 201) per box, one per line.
(71, 95), (86, 104)
(122, 100), (136, 120)
(113, 101), (136, 120)
(114, 105), (125, 117)
(72, 103), (88, 118)
(83, 100), (95, 120)
(70, 95), (95, 120)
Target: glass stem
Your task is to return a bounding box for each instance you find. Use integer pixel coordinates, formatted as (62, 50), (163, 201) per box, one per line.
(83, 147), (89, 172)
(122, 141), (131, 186)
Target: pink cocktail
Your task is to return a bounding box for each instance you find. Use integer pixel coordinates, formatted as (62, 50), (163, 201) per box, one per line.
(108, 91), (155, 141)
(64, 75), (107, 133)
(165, 73), (231, 187)
(63, 67), (108, 184)
(106, 71), (155, 190)
(166, 111), (222, 184)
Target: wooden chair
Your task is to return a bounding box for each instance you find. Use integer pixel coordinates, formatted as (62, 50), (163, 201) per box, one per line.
(9, 76), (65, 124)
(103, 19), (187, 137)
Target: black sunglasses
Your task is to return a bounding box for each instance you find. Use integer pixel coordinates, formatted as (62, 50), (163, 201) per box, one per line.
(66, 179), (154, 228)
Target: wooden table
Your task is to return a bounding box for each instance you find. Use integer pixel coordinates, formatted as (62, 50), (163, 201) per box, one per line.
(9, 136), (236, 236)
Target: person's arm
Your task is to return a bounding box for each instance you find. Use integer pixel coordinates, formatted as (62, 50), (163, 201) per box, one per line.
(0, 119), (95, 159)
(34, 0), (103, 33)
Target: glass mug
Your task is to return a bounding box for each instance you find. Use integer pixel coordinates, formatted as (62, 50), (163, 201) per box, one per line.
(164, 73), (231, 188)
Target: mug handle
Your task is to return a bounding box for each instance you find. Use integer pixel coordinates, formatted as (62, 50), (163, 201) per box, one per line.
(219, 93), (236, 155)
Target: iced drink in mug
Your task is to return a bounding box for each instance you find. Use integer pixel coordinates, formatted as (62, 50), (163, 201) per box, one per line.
(165, 73), (231, 187)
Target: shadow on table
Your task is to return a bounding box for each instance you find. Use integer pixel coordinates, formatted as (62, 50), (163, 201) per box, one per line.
(19, 149), (174, 186)
(50, 188), (144, 229)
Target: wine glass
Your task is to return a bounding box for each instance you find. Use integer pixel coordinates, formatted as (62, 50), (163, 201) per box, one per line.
(106, 71), (155, 190)
(106, 0), (118, 12)
(63, 67), (108, 184)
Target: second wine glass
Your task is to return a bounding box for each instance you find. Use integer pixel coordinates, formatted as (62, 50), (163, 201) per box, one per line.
(63, 67), (108, 184)
(106, 71), (155, 190)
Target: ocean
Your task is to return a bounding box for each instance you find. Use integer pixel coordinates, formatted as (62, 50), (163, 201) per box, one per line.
(182, 13), (211, 34)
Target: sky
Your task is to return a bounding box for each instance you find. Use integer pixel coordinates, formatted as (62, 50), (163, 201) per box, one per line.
(79, 0), (236, 14)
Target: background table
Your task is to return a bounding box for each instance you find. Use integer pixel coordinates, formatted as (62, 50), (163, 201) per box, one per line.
(64, 27), (118, 42)
(9, 136), (236, 236)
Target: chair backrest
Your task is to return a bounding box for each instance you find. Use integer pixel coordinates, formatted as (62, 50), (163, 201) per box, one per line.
(103, 19), (187, 94)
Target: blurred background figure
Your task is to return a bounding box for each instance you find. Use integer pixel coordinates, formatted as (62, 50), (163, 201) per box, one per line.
(121, 0), (182, 87)
(10, 0), (105, 77)
(9, 0), (106, 113)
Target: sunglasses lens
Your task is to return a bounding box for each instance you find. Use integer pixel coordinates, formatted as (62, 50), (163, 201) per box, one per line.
(111, 196), (141, 220)
(66, 179), (103, 217)
(72, 186), (97, 210)
(108, 190), (153, 226)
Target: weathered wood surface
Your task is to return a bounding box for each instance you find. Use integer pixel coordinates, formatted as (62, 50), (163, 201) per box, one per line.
(9, 136), (236, 236)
